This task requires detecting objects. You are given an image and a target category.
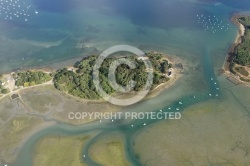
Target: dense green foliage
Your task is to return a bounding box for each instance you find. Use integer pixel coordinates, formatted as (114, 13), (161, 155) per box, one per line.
(234, 16), (250, 66)
(239, 16), (250, 27)
(1, 88), (9, 94)
(15, 71), (52, 87)
(54, 52), (171, 99)
(0, 78), (10, 94)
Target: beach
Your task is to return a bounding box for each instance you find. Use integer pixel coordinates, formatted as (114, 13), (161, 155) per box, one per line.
(222, 13), (245, 72)
(147, 54), (184, 99)
(222, 13), (250, 85)
(231, 14), (245, 45)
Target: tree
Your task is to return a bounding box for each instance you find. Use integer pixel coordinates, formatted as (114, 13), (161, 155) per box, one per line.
(53, 52), (171, 99)
(233, 16), (250, 66)
(1, 89), (9, 94)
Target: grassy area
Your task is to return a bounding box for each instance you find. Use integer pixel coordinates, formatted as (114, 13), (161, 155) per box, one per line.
(19, 85), (120, 125)
(34, 135), (90, 166)
(0, 116), (44, 163)
(20, 85), (62, 114)
(0, 97), (16, 121)
(89, 133), (130, 166)
(235, 66), (249, 76)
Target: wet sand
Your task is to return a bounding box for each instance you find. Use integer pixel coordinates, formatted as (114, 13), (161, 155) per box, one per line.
(231, 14), (245, 45)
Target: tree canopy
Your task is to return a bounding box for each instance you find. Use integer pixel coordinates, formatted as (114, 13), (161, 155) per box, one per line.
(53, 52), (172, 100)
(15, 71), (52, 87)
(234, 16), (250, 66)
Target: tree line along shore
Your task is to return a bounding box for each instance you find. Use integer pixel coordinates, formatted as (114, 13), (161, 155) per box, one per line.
(0, 52), (174, 100)
(226, 14), (250, 83)
(54, 52), (173, 99)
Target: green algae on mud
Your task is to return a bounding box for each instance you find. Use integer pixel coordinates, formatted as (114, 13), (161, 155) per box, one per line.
(88, 132), (131, 166)
(132, 75), (250, 166)
(34, 135), (91, 166)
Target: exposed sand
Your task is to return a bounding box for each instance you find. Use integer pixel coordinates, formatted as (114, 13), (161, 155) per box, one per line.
(232, 14), (245, 44)
(147, 70), (182, 99)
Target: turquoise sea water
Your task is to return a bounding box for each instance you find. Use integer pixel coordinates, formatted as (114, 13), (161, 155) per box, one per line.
(0, 0), (249, 165)
(0, 0), (236, 72)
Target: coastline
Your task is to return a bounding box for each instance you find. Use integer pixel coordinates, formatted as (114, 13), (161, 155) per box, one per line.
(232, 14), (245, 44)
(0, 114), (57, 164)
(0, 52), (183, 164)
(222, 13), (245, 72)
(222, 13), (250, 85)
(147, 54), (183, 99)
(60, 53), (183, 103)
(147, 71), (181, 99)
(0, 52), (183, 104)
(21, 120), (57, 146)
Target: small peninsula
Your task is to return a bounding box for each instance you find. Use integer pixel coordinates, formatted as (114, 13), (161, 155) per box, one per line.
(225, 14), (250, 84)
(0, 52), (179, 102)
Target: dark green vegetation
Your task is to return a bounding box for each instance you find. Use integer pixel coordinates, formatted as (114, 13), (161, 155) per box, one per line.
(14, 71), (52, 87)
(1, 88), (10, 94)
(234, 16), (250, 66)
(0, 78), (10, 94)
(54, 52), (172, 99)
